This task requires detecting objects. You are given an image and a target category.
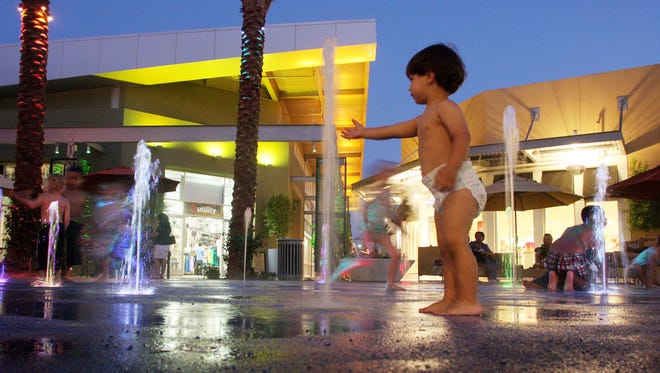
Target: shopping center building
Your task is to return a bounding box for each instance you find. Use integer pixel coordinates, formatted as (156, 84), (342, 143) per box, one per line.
(0, 20), (376, 277)
(353, 64), (659, 279)
(0, 18), (658, 279)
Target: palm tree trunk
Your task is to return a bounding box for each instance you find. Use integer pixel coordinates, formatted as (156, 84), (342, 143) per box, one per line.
(226, 0), (272, 277)
(6, 0), (50, 272)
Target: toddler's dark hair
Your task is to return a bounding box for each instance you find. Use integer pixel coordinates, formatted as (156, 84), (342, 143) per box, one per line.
(406, 43), (466, 94)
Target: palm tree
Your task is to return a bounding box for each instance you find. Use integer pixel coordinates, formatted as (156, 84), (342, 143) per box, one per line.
(6, 0), (51, 271)
(7, 0), (50, 270)
(226, 0), (272, 277)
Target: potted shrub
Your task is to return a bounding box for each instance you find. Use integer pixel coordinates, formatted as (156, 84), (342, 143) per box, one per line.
(264, 194), (292, 240)
(204, 266), (220, 279)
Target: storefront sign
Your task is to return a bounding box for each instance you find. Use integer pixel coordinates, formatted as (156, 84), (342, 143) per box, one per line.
(184, 202), (223, 218)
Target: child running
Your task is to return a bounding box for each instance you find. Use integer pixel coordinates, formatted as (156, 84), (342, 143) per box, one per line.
(342, 43), (486, 315)
(362, 161), (407, 291)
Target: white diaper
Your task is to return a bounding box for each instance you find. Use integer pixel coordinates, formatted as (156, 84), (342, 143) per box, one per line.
(421, 161), (486, 217)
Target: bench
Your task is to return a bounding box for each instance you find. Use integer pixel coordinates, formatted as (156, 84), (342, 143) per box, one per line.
(418, 246), (523, 279)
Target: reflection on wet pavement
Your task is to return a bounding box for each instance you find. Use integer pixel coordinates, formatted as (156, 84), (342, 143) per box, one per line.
(0, 278), (658, 371)
(1, 338), (68, 356)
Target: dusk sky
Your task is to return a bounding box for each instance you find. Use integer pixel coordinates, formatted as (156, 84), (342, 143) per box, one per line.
(1, 0), (658, 170)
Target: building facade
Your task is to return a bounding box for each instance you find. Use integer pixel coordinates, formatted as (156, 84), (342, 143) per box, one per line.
(0, 20), (377, 277)
(353, 65), (660, 280)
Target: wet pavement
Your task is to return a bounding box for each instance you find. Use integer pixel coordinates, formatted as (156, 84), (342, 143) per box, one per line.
(0, 276), (658, 372)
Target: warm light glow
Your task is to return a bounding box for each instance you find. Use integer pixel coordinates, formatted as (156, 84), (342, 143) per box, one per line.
(561, 146), (607, 169)
(145, 141), (237, 160)
(258, 153), (273, 166)
(257, 142), (288, 167)
(148, 142), (288, 166)
(123, 109), (199, 126)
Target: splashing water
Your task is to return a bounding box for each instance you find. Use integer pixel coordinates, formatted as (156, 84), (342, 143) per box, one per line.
(117, 140), (158, 294)
(34, 201), (61, 287)
(320, 224), (329, 282)
(319, 36), (339, 284)
(503, 105), (520, 283)
(593, 163), (609, 292)
(243, 207), (252, 287)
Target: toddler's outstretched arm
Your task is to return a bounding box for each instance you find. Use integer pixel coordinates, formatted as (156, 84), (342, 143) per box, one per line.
(341, 118), (418, 140)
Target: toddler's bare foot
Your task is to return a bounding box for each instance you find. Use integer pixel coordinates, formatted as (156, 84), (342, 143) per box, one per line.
(441, 302), (483, 316)
(547, 285), (558, 291)
(419, 299), (450, 314)
(387, 283), (405, 291)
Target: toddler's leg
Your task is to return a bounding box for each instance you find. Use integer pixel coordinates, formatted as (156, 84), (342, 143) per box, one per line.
(159, 259), (167, 279)
(547, 270), (559, 291)
(419, 215), (452, 313)
(421, 190), (481, 316)
(379, 236), (404, 291)
(638, 265), (651, 288)
(564, 270), (574, 292)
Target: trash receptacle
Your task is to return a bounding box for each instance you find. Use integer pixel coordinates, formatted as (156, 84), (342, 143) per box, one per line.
(277, 238), (303, 280)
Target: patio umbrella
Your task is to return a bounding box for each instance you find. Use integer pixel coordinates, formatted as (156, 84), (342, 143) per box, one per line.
(483, 175), (583, 276)
(82, 166), (179, 194)
(484, 175), (583, 242)
(607, 165), (660, 200)
(484, 175), (583, 212)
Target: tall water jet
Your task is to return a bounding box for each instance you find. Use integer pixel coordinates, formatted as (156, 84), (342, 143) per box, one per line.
(243, 207), (251, 287)
(319, 36), (339, 284)
(593, 163), (609, 292)
(42, 201), (60, 286)
(503, 105), (520, 283)
(118, 140), (157, 294)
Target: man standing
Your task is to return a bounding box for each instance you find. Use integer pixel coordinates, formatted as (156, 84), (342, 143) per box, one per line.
(62, 165), (87, 278)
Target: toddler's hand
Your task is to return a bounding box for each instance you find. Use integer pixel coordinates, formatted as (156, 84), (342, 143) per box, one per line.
(341, 119), (365, 139)
(434, 167), (457, 192)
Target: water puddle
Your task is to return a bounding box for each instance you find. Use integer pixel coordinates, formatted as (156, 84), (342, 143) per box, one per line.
(0, 338), (69, 356)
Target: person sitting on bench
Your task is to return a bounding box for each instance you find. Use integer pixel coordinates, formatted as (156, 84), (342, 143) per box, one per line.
(469, 231), (498, 282)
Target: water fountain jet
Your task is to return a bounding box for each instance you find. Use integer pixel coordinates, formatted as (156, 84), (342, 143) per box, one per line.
(503, 105), (520, 284)
(319, 36), (339, 285)
(592, 163), (609, 293)
(116, 140), (158, 295)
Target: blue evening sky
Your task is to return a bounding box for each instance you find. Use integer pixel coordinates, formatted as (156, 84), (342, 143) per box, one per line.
(1, 1), (658, 169)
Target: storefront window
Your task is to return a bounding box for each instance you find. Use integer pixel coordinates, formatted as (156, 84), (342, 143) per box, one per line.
(544, 205), (576, 241)
(164, 170), (232, 276)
